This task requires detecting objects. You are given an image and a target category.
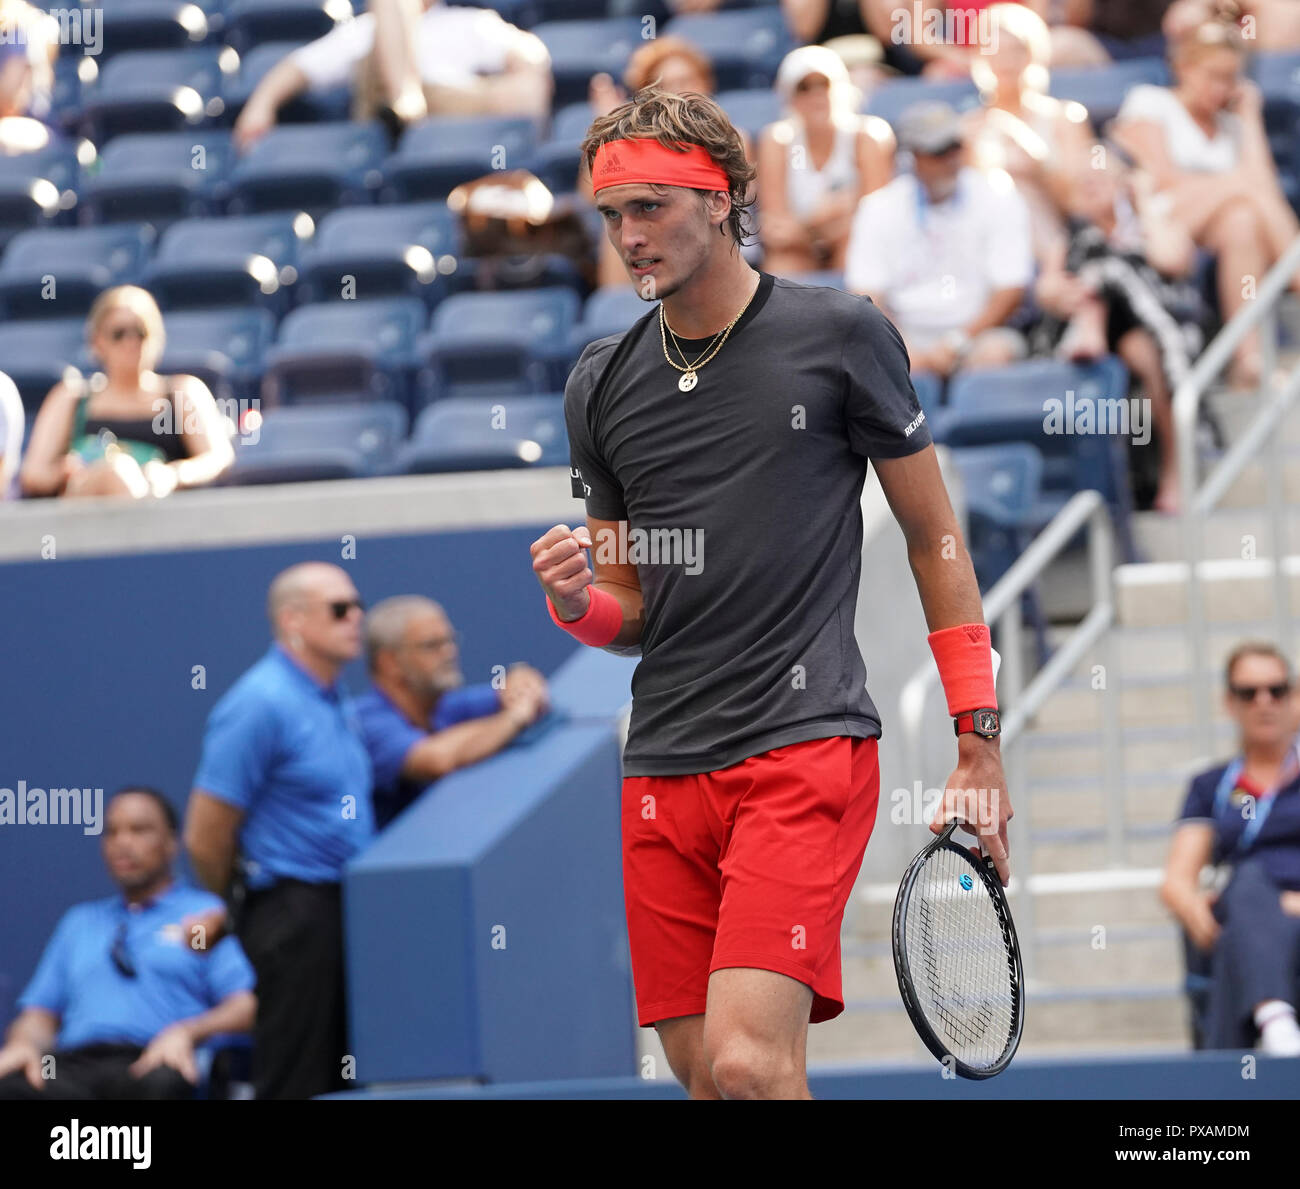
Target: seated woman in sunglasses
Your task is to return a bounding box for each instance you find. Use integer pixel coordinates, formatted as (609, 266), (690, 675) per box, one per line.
(1161, 640), (1300, 1055)
(19, 285), (234, 499)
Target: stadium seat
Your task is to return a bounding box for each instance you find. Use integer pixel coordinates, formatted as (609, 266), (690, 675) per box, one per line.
(910, 371), (943, 419)
(550, 100), (595, 144)
(417, 287), (581, 404)
(227, 120), (388, 215)
(864, 76), (979, 127)
(0, 141), (79, 250)
(380, 115), (543, 202)
(1048, 57), (1170, 131)
(74, 47), (234, 142)
(79, 131), (236, 228)
(143, 210), (313, 311)
(398, 394), (568, 473)
(220, 41), (352, 127)
(96, 0), (214, 59)
(531, 19), (645, 107)
(224, 400), (409, 483)
(49, 54), (85, 132)
(296, 201), (463, 307)
(527, 138), (585, 196)
(0, 223), (157, 320)
(261, 296), (426, 407)
(714, 87), (782, 140)
(663, 9), (796, 91)
(156, 306), (279, 403)
(222, 0), (352, 56)
(941, 356), (1138, 560)
(569, 283), (651, 355)
(786, 269), (844, 291)
(0, 318), (92, 417)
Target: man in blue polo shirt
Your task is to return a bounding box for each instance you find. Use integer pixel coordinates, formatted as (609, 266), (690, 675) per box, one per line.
(0, 787), (256, 1099)
(356, 595), (549, 829)
(184, 561), (373, 1099)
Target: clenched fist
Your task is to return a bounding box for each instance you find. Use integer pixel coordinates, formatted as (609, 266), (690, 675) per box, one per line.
(530, 524), (594, 622)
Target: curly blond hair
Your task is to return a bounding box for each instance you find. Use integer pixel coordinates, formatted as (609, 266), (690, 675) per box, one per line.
(580, 85), (757, 246)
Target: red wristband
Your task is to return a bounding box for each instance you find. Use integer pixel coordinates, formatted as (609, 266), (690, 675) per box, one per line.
(547, 586), (623, 647)
(928, 623), (998, 715)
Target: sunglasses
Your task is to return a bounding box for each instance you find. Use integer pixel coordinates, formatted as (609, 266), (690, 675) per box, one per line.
(1229, 683), (1292, 703)
(326, 598), (365, 620)
(406, 631), (459, 651)
(107, 325), (147, 343)
(110, 920), (136, 978)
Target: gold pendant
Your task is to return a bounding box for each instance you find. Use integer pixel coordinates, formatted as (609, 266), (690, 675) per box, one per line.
(678, 371), (698, 392)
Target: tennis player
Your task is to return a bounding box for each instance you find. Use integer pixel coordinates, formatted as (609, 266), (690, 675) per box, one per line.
(530, 87), (1013, 1100)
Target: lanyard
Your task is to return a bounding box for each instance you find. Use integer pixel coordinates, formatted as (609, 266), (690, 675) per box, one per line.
(1211, 750), (1294, 853)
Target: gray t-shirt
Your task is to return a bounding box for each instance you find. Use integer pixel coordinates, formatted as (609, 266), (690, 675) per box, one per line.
(564, 271), (933, 777)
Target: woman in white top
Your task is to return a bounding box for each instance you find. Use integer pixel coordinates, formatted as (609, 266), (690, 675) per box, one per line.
(962, 4), (1094, 263)
(1114, 20), (1300, 388)
(757, 45), (893, 276)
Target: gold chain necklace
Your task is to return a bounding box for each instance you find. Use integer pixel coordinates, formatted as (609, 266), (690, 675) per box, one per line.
(659, 276), (760, 392)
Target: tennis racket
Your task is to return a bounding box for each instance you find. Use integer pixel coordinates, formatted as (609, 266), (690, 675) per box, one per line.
(891, 820), (1024, 1079)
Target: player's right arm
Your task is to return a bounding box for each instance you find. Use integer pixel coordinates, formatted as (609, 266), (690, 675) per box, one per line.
(530, 517), (644, 651)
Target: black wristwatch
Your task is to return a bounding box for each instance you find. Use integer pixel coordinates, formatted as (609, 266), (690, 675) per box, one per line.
(954, 708), (1001, 738)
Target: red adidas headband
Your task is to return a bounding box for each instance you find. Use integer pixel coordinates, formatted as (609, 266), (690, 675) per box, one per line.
(591, 138), (730, 195)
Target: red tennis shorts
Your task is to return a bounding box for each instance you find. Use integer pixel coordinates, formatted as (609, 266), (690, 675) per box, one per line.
(621, 735), (880, 1028)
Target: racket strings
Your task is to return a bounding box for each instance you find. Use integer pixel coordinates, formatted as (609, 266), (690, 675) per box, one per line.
(904, 846), (1016, 1070)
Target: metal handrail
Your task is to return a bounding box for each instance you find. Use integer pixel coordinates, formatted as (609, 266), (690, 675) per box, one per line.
(898, 489), (1119, 978)
(1175, 234), (1300, 741)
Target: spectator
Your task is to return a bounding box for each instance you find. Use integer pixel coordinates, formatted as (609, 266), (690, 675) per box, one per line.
(1161, 641), (1300, 1055)
(233, 0), (552, 151)
(1068, 0), (1173, 62)
(1167, 0), (1300, 54)
(0, 787), (256, 1100)
(19, 286), (234, 500)
(356, 596), (550, 830)
(845, 100), (1033, 379)
(0, 370), (22, 499)
(585, 37), (751, 289)
(0, 38), (49, 154)
(184, 562), (373, 1100)
(0, 0), (57, 137)
(1031, 155), (1206, 513)
(1113, 20), (1300, 389)
(963, 3), (1094, 260)
(757, 45), (894, 276)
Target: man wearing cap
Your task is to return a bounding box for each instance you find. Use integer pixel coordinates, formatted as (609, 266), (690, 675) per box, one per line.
(845, 100), (1034, 380)
(528, 86), (1012, 1100)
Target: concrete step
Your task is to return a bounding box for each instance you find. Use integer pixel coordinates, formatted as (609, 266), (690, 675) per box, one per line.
(1028, 679), (1193, 731)
(1116, 557), (1300, 627)
(1133, 508), (1300, 566)
(1052, 620), (1298, 683)
(1021, 725), (1226, 782)
(1028, 778), (1186, 829)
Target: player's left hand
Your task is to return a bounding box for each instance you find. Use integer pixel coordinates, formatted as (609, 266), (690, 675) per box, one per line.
(932, 737), (1013, 886)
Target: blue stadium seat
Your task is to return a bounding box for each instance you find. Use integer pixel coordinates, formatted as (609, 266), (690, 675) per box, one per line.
(79, 132), (235, 228)
(262, 296), (426, 407)
(1251, 52), (1300, 197)
(550, 100), (596, 144)
(786, 269), (844, 290)
(296, 201), (462, 306)
(75, 47), (233, 142)
(664, 9), (796, 91)
(864, 76), (980, 127)
(225, 401), (409, 483)
(569, 283), (651, 355)
(380, 115), (543, 201)
(220, 40), (353, 127)
(399, 394), (567, 473)
(97, 0), (215, 58)
(1048, 57), (1169, 130)
(0, 141), (79, 250)
(418, 287), (581, 404)
(910, 371), (942, 418)
(156, 306), (279, 403)
(227, 120), (388, 215)
(942, 356), (1137, 559)
(532, 19), (645, 107)
(144, 210), (312, 310)
(0, 223), (156, 319)
(527, 138), (585, 196)
(222, 0), (351, 55)
(0, 318), (91, 417)
(49, 54), (85, 132)
(714, 87), (782, 139)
